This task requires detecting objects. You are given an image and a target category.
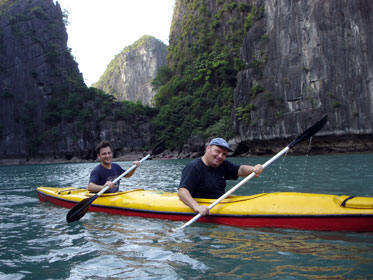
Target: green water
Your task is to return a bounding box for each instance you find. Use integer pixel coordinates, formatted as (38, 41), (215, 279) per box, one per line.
(1, 154), (372, 279)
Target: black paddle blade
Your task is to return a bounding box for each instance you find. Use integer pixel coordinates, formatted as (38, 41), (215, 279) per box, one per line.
(66, 194), (98, 223)
(151, 140), (166, 155)
(288, 115), (328, 149)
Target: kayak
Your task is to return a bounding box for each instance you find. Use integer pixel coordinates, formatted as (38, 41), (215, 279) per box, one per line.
(36, 186), (373, 232)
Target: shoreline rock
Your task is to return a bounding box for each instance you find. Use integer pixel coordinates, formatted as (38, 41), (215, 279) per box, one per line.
(0, 149), (371, 166)
(0, 135), (372, 166)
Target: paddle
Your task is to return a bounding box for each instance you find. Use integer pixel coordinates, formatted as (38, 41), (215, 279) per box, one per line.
(175, 115), (328, 231)
(66, 141), (164, 223)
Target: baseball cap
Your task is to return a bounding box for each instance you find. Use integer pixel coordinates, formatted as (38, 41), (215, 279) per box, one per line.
(209, 138), (232, 152)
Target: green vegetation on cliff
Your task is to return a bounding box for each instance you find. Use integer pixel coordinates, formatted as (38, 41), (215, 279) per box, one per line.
(152, 0), (260, 149)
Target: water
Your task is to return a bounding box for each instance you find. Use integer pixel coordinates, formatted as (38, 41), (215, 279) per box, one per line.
(1, 154), (373, 279)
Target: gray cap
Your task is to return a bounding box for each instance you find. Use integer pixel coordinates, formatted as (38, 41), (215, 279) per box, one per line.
(209, 138), (232, 152)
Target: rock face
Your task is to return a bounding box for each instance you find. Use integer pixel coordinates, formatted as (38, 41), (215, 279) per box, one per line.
(156, 0), (372, 156)
(1, 0), (372, 163)
(94, 35), (167, 106)
(0, 0), (154, 162)
(0, 0), (84, 158)
(233, 0), (373, 148)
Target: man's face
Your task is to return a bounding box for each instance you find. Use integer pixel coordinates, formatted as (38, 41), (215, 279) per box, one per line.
(205, 145), (228, 168)
(98, 146), (113, 166)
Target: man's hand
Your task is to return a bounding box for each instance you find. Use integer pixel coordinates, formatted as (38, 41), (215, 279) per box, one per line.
(125, 161), (141, 178)
(238, 164), (264, 177)
(252, 164), (264, 177)
(178, 188), (210, 216)
(104, 180), (115, 189)
(193, 205), (210, 216)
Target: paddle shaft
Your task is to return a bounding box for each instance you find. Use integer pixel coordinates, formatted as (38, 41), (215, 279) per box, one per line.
(96, 154), (151, 196)
(95, 139), (165, 196)
(176, 146), (290, 230)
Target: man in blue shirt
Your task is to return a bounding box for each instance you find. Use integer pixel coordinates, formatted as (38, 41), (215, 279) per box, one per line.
(178, 138), (263, 216)
(88, 141), (140, 193)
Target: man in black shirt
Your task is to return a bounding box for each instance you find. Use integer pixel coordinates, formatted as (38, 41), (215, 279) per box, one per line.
(88, 141), (140, 193)
(178, 138), (263, 216)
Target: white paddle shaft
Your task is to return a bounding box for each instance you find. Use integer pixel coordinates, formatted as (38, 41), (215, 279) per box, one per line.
(97, 154), (151, 196)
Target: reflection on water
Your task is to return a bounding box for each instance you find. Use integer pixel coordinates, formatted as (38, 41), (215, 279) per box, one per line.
(0, 154), (373, 279)
(199, 227), (373, 279)
(65, 216), (209, 279)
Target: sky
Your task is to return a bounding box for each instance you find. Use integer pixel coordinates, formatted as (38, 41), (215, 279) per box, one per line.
(56, 0), (175, 86)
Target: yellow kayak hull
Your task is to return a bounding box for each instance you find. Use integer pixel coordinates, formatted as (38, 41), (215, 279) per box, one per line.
(36, 186), (373, 231)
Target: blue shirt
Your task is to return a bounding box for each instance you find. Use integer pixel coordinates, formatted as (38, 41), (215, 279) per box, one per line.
(179, 158), (239, 198)
(89, 163), (125, 193)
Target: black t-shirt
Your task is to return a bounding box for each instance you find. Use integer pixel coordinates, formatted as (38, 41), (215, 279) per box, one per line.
(178, 158), (240, 199)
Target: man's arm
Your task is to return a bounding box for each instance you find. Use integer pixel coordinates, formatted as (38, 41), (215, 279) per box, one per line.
(88, 181), (114, 192)
(178, 187), (210, 216)
(238, 164), (263, 177)
(124, 161), (140, 178)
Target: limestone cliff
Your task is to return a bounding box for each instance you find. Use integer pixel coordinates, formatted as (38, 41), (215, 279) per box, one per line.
(1, 0), (372, 163)
(0, 0), (155, 162)
(94, 35), (167, 106)
(233, 0), (373, 152)
(0, 0), (84, 158)
(155, 0), (372, 155)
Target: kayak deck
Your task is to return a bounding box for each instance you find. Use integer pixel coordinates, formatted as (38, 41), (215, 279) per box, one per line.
(36, 187), (373, 231)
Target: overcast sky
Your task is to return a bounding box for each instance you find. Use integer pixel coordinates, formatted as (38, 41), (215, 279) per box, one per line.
(56, 0), (175, 86)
